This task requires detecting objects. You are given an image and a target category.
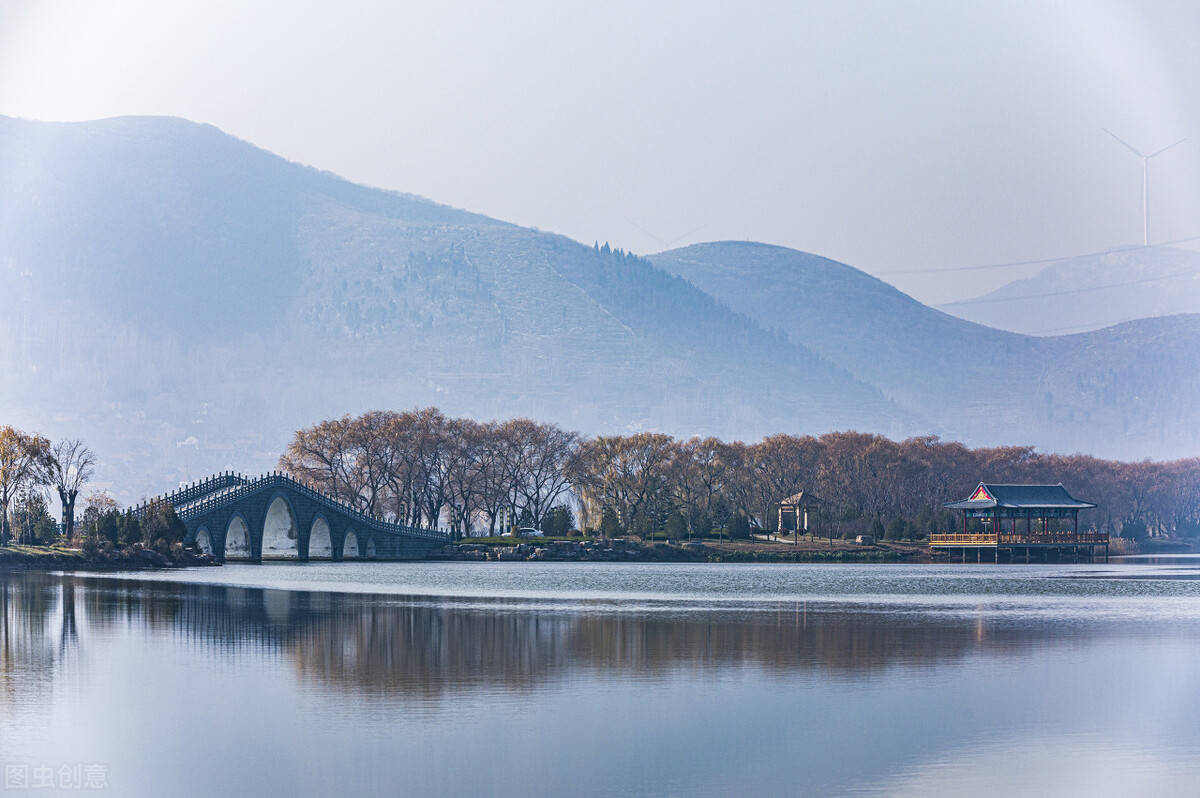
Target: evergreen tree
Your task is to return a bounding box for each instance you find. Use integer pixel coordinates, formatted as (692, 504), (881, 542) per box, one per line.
(599, 508), (621, 539)
(871, 517), (885, 541)
(729, 513), (751, 540)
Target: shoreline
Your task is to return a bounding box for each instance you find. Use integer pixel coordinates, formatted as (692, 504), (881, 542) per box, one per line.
(0, 544), (217, 573)
(0, 538), (927, 572)
(431, 538), (932, 564)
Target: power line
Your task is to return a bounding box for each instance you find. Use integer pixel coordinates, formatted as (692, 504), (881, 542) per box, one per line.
(948, 266), (1200, 306)
(1027, 317), (1142, 335)
(625, 219), (709, 250)
(878, 234), (1200, 276)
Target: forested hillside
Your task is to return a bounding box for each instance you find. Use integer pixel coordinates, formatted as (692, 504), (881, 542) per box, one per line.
(0, 116), (903, 500)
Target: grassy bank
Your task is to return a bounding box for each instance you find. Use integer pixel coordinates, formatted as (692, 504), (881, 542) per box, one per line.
(0, 544), (90, 569)
(0, 544), (213, 571)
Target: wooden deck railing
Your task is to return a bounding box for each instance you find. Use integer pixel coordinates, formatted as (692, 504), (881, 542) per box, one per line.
(930, 533), (997, 545)
(997, 533), (1108, 545)
(931, 532), (1109, 546)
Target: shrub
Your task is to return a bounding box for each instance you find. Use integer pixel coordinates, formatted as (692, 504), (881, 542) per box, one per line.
(728, 513), (751, 540)
(599, 508), (622, 539)
(542, 505), (574, 537)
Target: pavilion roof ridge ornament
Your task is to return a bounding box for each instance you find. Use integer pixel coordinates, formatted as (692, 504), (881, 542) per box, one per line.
(967, 483), (994, 502)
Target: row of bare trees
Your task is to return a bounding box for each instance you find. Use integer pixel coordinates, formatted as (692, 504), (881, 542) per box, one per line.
(0, 425), (95, 545)
(283, 411), (1200, 540)
(279, 409), (579, 537)
(579, 432), (1200, 539)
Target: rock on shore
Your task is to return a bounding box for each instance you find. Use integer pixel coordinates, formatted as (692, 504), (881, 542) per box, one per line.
(430, 539), (905, 563)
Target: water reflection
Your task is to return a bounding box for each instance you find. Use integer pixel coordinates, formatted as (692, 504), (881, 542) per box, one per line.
(3, 570), (1200, 797)
(0, 571), (1144, 699)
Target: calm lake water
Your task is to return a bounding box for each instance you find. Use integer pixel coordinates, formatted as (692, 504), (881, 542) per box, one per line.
(3, 561), (1200, 797)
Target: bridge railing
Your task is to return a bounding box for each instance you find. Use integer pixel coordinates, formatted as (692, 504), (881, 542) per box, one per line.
(160, 471), (449, 542)
(132, 472), (249, 517)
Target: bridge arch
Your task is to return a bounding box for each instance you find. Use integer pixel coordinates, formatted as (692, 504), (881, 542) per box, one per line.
(342, 530), (360, 560)
(224, 514), (251, 561)
(195, 527), (213, 556)
(136, 471), (448, 564)
(308, 516), (333, 560)
(262, 495), (300, 560)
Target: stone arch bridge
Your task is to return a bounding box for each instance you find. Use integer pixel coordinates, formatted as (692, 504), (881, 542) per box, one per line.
(133, 472), (448, 562)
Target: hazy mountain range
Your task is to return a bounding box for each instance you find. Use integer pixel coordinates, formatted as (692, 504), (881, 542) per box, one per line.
(2, 116), (1198, 501)
(940, 245), (1200, 335)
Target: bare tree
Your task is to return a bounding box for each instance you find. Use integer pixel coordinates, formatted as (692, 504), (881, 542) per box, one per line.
(572, 433), (675, 536)
(506, 419), (579, 531)
(443, 419), (486, 538)
(0, 426), (51, 546)
(474, 422), (518, 535)
(48, 439), (96, 541)
(410, 408), (453, 528)
(279, 415), (360, 505)
(673, 437), (737, 534)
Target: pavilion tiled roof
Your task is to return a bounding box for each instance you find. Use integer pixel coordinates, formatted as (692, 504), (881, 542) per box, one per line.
(944, 483), (1096, 510)
(779, 490), (821, 506)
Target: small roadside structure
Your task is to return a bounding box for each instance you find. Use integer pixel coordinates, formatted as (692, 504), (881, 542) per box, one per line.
(936, 482), (1104, 563)
(777, 490), (823, 544)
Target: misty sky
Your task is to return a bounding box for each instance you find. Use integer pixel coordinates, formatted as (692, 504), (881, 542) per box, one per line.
(2, 0), (1198, 303)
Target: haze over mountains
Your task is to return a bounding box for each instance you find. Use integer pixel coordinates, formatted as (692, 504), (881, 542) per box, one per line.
(940, 245), (1200, 335)
(2, 116), (1199, 500)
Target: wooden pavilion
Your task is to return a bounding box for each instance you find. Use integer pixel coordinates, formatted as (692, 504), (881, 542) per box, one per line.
(935, 482), (1105, 563)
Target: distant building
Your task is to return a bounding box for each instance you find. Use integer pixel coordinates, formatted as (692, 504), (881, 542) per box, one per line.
(777, 490), (823, 542)
(935, 483), (1104, 562)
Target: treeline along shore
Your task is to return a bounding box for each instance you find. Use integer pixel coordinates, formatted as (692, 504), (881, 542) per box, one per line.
(1, 426), (214, 569)
(280, 408), (1200, 546)
(2, 408), (1198, 572)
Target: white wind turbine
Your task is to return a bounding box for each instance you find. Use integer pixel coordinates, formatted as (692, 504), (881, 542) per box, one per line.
(1103, 128), (1186, 246)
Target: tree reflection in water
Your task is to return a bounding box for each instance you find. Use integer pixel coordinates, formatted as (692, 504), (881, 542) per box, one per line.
(0, 571), (1060, 702)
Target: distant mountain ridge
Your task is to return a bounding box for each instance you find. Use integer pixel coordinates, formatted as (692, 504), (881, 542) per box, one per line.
(649, 241), (1200, 459)
(939, 245), (1200, 335)
(1, 115), (1198, 499)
